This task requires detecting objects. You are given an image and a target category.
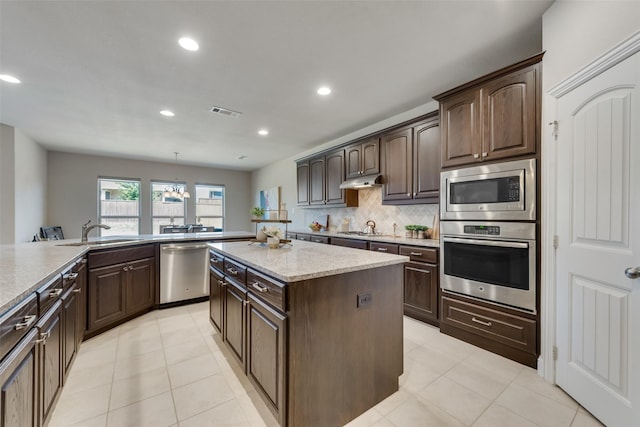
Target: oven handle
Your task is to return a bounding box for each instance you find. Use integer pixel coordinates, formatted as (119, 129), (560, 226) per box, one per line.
(443, 236), (529, 249)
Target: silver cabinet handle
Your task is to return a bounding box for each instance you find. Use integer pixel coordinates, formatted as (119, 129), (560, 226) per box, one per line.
(471, 317), (492, 327)
(625, 267), (640, 279)
(35, 331), (51, 344)
(443, 237), (529, 249)
(377, 248), (388, 252)
(72, 288), (81, 294)
(15, 315), (37, 330)
(63, 272), (79, 280)
(410, 252), (422, 256)
(251, 281), (269, 293)
(482, 152), (488, 157)
(226, 267), (238, 275)
(49, 288), (63, 298)
(473, 153), (479, 159)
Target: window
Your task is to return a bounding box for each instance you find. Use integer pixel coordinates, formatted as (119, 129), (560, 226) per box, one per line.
(98, 178), (141, 236)
(152, 181), (187, 234)
(195, 184), (225, 231)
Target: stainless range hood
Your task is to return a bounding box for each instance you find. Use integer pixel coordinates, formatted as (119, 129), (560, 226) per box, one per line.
(339, 174), (382, 189)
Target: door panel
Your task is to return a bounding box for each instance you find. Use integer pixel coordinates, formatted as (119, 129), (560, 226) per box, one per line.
(555, 50), (639, 427)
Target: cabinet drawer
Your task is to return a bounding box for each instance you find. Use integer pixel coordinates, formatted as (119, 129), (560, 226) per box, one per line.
(285, 232), (297, 240)
(370, 242), (399, 254)
(37, 274), (64, 315)
(309, 235), (329, 244)
(88, 244), (155, 269)
(331, 237), (368, 250)
(247, 269), (287, 312)
(441, 296), (536, 355)
(0, 293), (38, 359)
(62, 257), (86, 291)
(399, 246), (437, 264)
(296, 234), (310, 241)
(210, 251), (225, 272)
(224, 258), (247, 285)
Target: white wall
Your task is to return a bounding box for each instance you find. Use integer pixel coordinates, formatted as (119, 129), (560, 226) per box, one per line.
(47, 151), (252, 238)
(0, 124), (16, 244)
(14, 129), (47, 243)
(251, 101), (439, 230)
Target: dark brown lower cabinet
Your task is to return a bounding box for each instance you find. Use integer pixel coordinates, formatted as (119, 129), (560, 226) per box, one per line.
(37, 301), (63, 426)
(247, 294), (286, 425)
(125, 258), (155, 315)
(88, 263), (126, 331)
(404, 262), (439, 326)
(223, 279), (247, 369)
(61, 284), (79, 381)
(0, 328), (38, 427)
(209, 267), (224, 333)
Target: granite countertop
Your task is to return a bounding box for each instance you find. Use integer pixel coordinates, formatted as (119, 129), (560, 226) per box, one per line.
(208, 240), (409, 282)
(0, 231), (254, 315)
(290, 229), (440, 248)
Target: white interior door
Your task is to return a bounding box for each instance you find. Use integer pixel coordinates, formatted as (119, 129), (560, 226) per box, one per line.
(554, 49), (639, 427)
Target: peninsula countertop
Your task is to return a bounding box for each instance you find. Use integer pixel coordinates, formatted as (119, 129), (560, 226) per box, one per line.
(208, 239), (410, 282)
(0, 231), (254, 314)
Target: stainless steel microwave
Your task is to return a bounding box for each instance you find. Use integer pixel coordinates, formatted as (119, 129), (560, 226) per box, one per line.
(440, 158), (536, 221)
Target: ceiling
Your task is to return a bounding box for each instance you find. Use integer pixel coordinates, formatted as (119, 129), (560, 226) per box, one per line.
(0, 1), (553, 171)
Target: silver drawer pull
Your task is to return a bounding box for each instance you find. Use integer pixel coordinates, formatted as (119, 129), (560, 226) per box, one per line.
(35, 331), (50, 344)
(72, 288), (81, 294)
(63, 272), (79, 280)
(49, 288), (63, 298)
(312, 239), (322, 243)
(15, 315), (36, 330)
(410, 252), (422, 256)
(227, 267), (238, 275)
(251, 282), (269, 293)
(377, 248), (388, 252)
(471, 317), (492, 327)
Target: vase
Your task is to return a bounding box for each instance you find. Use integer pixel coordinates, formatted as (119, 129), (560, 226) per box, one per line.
(267, 237), (280, 249)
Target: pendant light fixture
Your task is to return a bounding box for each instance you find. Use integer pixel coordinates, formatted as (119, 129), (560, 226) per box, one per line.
(163, 152), (191, 199)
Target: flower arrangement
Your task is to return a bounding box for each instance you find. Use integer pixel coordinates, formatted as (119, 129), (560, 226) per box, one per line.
(261, 225), (283, 239)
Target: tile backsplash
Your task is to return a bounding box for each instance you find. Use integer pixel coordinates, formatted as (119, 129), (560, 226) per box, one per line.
(293, 187), (439, 235)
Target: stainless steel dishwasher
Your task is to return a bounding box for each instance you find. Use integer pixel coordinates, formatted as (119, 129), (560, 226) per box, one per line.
(160, 242), (210, 305)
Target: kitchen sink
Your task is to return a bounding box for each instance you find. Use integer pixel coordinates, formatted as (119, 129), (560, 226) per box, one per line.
(56, 238), (139, 247)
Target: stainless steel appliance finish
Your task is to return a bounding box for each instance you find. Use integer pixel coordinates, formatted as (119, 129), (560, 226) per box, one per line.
(440, 158), (536, 221)
(160, 242), (209, 304)
(440, 221), (536, 313)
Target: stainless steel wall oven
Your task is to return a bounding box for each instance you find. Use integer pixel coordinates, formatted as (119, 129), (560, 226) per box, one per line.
(440, 221), (536, 313)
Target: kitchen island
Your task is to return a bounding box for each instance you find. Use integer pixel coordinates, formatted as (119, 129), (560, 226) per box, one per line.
(208, 240), (408, 427)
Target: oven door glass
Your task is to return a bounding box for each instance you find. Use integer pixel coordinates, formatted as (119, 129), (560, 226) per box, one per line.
(443, 239), (529, 290)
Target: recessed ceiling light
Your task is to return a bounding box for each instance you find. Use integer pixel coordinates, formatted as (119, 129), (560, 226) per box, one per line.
(0, 74), (21, 84)
(160, 110), (175, 117)
(317, 86), (331, 96)
(258, 129), (269, 136)
(178, 37), (199, 51)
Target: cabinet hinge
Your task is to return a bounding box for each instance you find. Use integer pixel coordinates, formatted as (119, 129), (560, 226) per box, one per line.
(549, 120), (559, 140)
(553, 235), (559, 250)
(553, 345), (558, 361)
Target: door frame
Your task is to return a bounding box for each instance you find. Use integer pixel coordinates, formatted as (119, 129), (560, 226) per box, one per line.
(541, 30), (640, 384)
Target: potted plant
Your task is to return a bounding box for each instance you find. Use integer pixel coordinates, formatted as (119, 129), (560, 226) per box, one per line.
(404, 225), (416, 238)
(415, 225), (430, 239)
(251, 206), (265, 219)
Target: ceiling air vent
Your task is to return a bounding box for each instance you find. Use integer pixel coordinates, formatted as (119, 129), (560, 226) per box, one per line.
(209, 105), (242, 118)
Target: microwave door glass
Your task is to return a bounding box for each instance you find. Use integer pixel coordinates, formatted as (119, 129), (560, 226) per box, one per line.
(450, 177), (520, 205)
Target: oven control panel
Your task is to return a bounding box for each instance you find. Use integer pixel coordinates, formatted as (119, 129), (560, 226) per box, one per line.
(463, 225), (500, 236)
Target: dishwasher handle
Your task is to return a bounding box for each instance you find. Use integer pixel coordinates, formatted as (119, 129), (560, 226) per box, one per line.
(161, 244), (209, 251)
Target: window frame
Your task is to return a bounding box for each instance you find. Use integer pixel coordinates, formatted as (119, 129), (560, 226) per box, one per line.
(194, 183), (225, 232)
(97, 177), (142, 236)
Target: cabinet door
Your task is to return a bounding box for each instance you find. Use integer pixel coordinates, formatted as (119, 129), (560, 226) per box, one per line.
(345, 143), (362, 179)
(381, 128), (413, 202)
(75, 259), (87, 345)
(247, 294), (287, 426)
(309, 156), (326, 205)
(62, 286), (78, 381)
(325, 150), (346, 205)
(125, 258), (155, 316)
(209, 267), (224, 334)
(0, 328), (38, 427)
(403, 262), (439, 326)
(361, 138), (380, 176)
(440, 89), (482, 168)
(296, 161), (310, 206)
(413, 119), (441, 202)
(88, 264), (126, 332)
(224, 280), (246, 369)
(37, 302), (63, 426)
(482, 65), (538, 161)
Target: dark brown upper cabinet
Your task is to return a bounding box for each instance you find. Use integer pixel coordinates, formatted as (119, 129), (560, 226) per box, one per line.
(297, 149), (357, 207)
(435, 53), (542, 168)
(381, 113), (440, 205)
(345, 137), (380, 179)
(296, 162), (310, 206)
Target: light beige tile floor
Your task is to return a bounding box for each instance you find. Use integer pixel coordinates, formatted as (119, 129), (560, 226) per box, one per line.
(49, 302), (605, 427)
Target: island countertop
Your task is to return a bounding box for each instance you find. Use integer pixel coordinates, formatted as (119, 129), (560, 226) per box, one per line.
(208, 239), (409, 282)
(0, 231), (254, 314)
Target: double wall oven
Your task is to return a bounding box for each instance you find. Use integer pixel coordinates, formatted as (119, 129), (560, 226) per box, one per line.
(440, 158), (537, 313)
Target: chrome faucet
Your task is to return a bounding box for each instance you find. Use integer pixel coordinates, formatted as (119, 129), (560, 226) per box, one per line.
(81, 220), (111, 242)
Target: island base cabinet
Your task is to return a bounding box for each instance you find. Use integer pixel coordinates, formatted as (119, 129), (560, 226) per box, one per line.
(247, 294), (287, 426)
(209, 267), (224, 334)
(0, 328), (38, 427)
(223, 280), (247, 369)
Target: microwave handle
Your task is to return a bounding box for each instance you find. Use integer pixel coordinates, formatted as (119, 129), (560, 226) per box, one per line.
(443, 236), (529, 249)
